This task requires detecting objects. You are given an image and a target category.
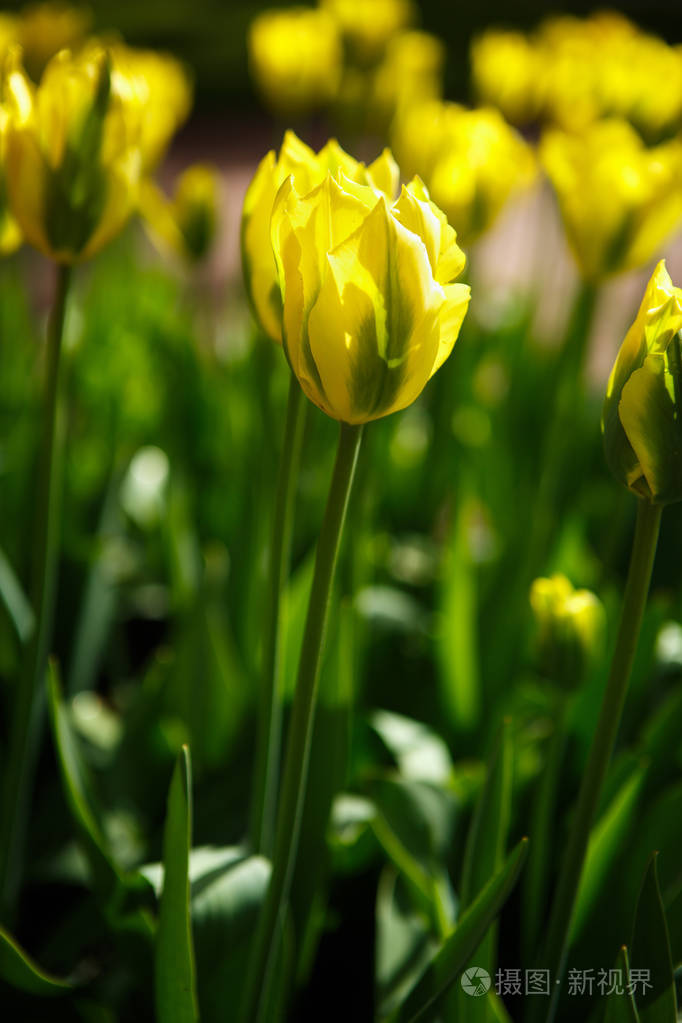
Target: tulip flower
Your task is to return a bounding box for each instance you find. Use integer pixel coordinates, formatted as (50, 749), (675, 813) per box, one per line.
(602, 260), (682, 504)
(107, 44), (192, 172)
(372, 30), (444, 124)
(541, 121), (682, 282)
(322, 0), (415, 65)
(141, 163), (219, 265)
(242, 131), (400, 344)
(4, 47), (142, 263)
(470, 29), (544, 127)
(392, 100), (536, 246)
(270, 167), (470, 424)
(248, 8), (342, 117)
(0, 61), (22, 255)
(19, 1), (90, 81)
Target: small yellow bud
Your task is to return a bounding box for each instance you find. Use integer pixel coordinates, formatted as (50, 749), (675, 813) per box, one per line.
(602, 260), (682, 504)
(140, 164), (220, 265)
(321, 0), (415, 65)
(530, 574), (605, 686)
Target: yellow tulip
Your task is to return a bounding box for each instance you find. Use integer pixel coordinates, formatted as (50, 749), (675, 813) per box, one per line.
(321, 0), (415, 65)
(392, 101), (536, 245)
(248, 8), (342, 117)
(140, 163), (220, 265)
(602, 261), (682, 504)
(269, 159), (470, 424)
(0, 53), (22, 254)
(106, 43), (193, 171)
(530, 573), (605, 685)
(470, 30), (544, 127)
(372, 31), (444, 124)
(241, 131), (400, 343)
(19, 1), (90, 80)
(4, 47), (142, 262)
(541, 120), (682, 282)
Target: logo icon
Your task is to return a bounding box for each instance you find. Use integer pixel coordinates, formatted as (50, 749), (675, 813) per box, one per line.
(461, 966), (491, 997)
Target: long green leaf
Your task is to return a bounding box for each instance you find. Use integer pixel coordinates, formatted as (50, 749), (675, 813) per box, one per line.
(155, 745), (199, 1023)
(604, 946), (641, 1023)
(572, 763), (646, 940)
(0, 926), (71, 996)
(396, 837), (529, 1023)
(47, 660), (122, 900)
(0, 546), (34, 643)
(631, 853), (676, 1023)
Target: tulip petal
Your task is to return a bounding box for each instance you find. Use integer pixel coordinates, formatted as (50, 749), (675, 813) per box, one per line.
(619, 353), (682, 503)
(5, 128), (50, 256)
(307, 197), (445, 422)
(271, 173), (370, 399)
(241, 150), (284, 342)
(431, 282), (471, 376)
(366, 148), (400, 200)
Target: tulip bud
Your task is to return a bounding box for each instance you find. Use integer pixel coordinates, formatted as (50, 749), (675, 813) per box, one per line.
(269, 160), (470, 424)
(530, 574), (605, 687)
(5, 47), (142, 262)
(141, 164), (220, 265)
(321, 0), (415, 66)
(602, 260), (682, 504)
(241, 131), (400, 343)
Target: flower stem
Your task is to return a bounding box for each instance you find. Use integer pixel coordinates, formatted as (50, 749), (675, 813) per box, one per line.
(241, 421), (364, 1023)
(0, 264), (72, 920)
(538, 498), (662, 1023)
(249, 373), (307, 857)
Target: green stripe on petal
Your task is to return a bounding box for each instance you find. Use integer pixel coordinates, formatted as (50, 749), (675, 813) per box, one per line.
(308, 197), (445, 423)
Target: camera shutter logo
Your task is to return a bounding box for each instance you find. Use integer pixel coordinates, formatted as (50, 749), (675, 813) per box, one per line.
(461, 967), (491, 997)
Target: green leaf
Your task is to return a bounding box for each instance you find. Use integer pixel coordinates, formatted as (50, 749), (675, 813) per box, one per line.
(572, 763), (646, 940)
(0, 926), (71, 996)
(663, 885), (682, 969)
(630, 854), (677, 1023)
(376, 868), (437, 1018)
(394, 837), (529, 1023)
(155, 745), (199, 1023)
(0, 545), (34, 643)
(370, 710), (454, 786)
(47, 660), (122, 900)
(436, 492), (481, 730)
(604, 946), (641, 1023)
(454, 719), (513, 1020)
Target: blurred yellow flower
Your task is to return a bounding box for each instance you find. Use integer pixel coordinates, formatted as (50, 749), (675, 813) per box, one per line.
(0, 14), (19, 54)
(372, 30), (444, 124)
(19, 1), (90, 80)
(248, 8), (342, 117)
(241, 131), (399, 343)
(602, 260), (682, 504)
(4, 47), (142, 262)
(541, 120), (682, 281)
(270, 160), (470, 423)
(470, 30), (544, 127)
(530, 573), (605, 684)
(0, 53), (22, 254)
(141, 163), (220, 265)
(107, 43), (192, 171)
(474, 13), (682, 143)
(321, 0), (415, 65)
(393, 101), (536, 245)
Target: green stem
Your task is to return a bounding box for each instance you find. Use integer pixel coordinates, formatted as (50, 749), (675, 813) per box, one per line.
(249, 374), (307, 856)
(240, 421), (364, 1023)
(538, 498), (662, 1023)
(0, 263), (72, 920)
